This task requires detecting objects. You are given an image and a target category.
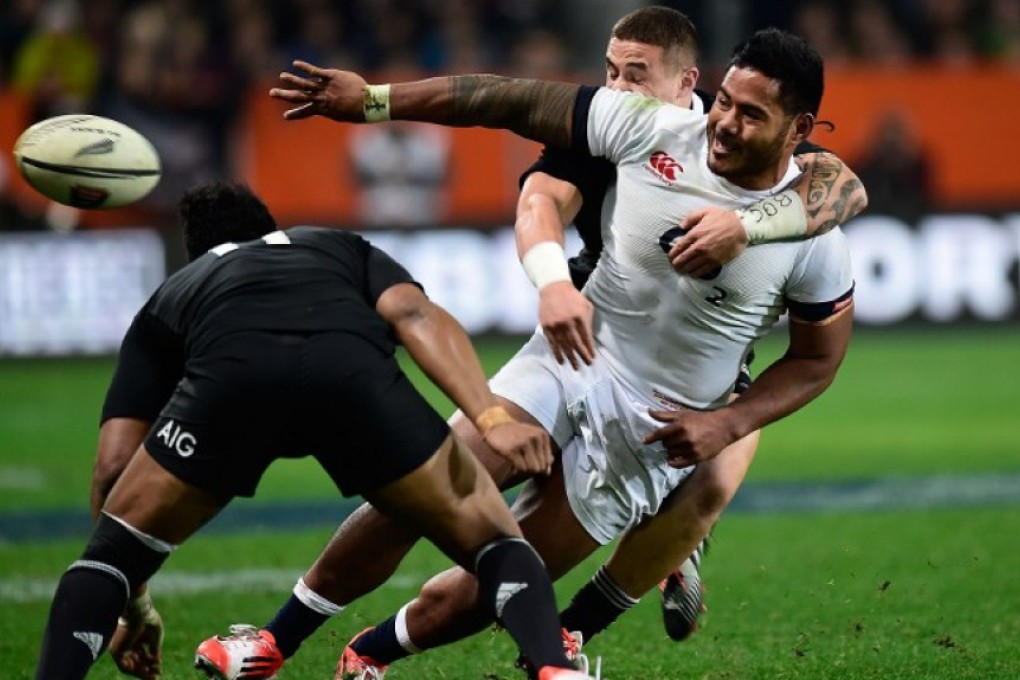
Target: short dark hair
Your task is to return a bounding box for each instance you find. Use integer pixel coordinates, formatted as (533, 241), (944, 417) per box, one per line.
(178, 182), (277, 260)
(611, 6), (699, 69)
(727, 28), (824, 117)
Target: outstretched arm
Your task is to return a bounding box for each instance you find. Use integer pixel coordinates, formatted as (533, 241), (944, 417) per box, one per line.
(270, 60), (579, 148)
(668, 151), (868, 277)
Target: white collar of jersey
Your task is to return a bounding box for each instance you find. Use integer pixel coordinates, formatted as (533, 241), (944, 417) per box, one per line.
(690, 93), (705, 115)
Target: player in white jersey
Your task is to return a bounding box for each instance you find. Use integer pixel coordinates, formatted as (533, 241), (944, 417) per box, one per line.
(259, 28), (855, 677)
(505, 5), (866, 649)
(491, 82), (853, 546)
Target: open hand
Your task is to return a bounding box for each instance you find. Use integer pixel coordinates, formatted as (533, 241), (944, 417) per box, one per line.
(539, 281), (595, 370)
(269, 60), (368, 122)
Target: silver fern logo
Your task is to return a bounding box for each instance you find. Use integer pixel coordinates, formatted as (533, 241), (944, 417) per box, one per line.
(75, 138), (115, 157)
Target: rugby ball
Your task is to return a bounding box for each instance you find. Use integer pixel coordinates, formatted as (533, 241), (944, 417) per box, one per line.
(13, 114), (161, 209)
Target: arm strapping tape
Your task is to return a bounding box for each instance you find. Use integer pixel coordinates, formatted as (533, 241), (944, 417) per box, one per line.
(521, 241), (571, 290)
(736, 189), (809, 243)
(363, 84), (391, 123)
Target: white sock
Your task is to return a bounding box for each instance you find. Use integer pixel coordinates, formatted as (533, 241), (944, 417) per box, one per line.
(292, 577), (344, 616)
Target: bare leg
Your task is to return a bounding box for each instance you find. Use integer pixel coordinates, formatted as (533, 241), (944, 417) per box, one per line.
(398, 459), (600, 651)
(363, 434), (525, 566)
(604, 430), (759, 597)
(555, 430), (759, 645)
(300, 502), (420, 605)
(102, 448), (226, 543)
(301, 397), (536, 604)
(253, 398), (545, 663)
(363, 433), (575, 672)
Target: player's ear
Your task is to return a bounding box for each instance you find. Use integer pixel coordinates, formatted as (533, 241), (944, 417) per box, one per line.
(791, 112), (815, 144)
(681, 66), (699, 95)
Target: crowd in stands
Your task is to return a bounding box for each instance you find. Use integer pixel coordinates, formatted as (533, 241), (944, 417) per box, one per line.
(4, 0), (1019, 119)
(0, 0), (1017, 230)
(773, 0), (1020, 66)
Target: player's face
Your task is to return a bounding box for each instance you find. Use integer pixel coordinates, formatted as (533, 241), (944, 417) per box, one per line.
(706, 67), (798, 189)
(604, 38), (695, 106)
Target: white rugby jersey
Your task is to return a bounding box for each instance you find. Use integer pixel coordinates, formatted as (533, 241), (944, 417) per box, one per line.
(577, 87), (854, 410)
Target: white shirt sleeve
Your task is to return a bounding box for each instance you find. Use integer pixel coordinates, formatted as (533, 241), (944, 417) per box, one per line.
(785, 227), (855, 307)
(585, 89), (691, 166)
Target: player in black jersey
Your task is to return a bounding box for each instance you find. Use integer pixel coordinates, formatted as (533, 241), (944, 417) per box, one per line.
(33, 182), (594, 680)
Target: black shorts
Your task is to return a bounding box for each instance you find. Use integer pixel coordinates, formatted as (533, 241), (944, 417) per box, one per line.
(144, 330), (450, 500)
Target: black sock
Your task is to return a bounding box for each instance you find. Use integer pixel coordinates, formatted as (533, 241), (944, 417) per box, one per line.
(350, 613), (411, 665)
(475, 538), (571, 672)
(35, 566), (128, 680)
(560, 565), (638, 642)
(265, 593), (332, 659)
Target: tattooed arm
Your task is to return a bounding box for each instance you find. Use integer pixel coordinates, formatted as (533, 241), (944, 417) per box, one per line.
(790, 151), (869, 236)
(270, 60), (869, 277)
(668, 151), (868, 277)
(269, 60), (580, 148)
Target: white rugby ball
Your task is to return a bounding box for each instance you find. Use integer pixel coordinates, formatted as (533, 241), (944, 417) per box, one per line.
(13, 114), (161, 209)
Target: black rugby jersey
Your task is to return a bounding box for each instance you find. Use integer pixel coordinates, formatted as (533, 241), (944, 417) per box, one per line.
(101, 227), (419, 422)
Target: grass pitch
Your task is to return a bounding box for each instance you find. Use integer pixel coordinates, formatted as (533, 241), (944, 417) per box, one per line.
(2, 327), (1019, 510)
(1, 327), (1019, 678)
(3, 507), (1019, 679)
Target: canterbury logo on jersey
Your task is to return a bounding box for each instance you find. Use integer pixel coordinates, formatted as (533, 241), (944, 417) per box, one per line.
(645, 150), (683, 185)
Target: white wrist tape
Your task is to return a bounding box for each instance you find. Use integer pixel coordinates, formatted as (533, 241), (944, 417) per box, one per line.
(118, 590), (155, 627)
(363, 84), (391, 123)
(737, 189), (809, 244)
(521, 241), (571, 290)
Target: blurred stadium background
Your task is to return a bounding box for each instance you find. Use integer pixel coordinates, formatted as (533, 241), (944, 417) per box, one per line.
(1, 1), (1019, 678)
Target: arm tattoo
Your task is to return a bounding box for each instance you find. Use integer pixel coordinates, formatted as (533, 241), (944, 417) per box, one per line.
(449, 75), (576, 148)
(793, 152), (869, 235)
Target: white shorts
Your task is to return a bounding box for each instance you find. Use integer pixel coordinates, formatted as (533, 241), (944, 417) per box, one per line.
(490, 331), (694, 545)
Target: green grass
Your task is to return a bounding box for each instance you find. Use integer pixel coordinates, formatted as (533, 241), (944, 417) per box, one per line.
(3, 507), (1019, 679)
(2, 328), (1019, 678)
(750, 326), (1020, 480)
(1, 328), (1018, 509)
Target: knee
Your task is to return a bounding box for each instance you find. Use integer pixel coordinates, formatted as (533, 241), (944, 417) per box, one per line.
(419, 569), (477, 618)
(408, 569), (482, 640)
(77, 513), (172, 593)
(688, 466), (740, 522)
